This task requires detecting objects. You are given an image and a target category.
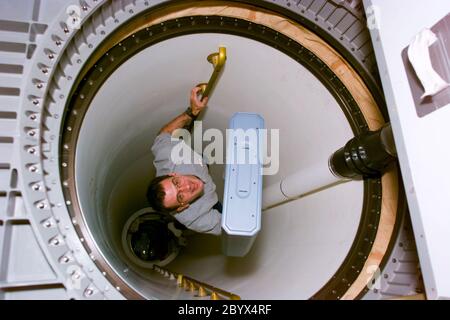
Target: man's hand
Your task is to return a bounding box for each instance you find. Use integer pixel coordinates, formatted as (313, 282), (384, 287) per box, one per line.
(190, 87), (209, 116)
(158, 86), (209, 135)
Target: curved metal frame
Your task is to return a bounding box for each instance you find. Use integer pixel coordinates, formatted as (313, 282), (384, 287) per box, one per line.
(60, 14), (399, 299)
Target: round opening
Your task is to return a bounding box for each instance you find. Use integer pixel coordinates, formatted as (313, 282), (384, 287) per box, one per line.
(122, 208), (180, 268)
(59, 7), (399, 300)
(73, 32), (362, 299)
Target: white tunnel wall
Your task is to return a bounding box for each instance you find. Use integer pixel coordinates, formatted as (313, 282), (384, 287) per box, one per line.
(75, 33), (363, 299)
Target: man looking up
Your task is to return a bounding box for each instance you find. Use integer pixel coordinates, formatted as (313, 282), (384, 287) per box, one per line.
(147, 86), (222, 235)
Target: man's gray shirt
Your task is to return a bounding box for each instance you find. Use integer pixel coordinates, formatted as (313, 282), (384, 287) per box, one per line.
(151, 132), (222, 235)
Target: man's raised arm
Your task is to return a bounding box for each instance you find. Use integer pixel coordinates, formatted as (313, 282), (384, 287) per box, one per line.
(159, 86), (209, 135)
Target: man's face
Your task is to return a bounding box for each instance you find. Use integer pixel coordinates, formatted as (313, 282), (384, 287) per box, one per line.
(160, 173), (204, 211)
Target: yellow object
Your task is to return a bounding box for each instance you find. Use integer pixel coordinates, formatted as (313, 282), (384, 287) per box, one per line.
(210, 292), (220, 300)
(198, 286), (207, 297)
(176, 274), (183, 287)
(197, 46), (227, 99)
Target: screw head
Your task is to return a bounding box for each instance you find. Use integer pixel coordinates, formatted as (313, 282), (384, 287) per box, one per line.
(84, 288), (94, 297)
(59, 255), (70, 263)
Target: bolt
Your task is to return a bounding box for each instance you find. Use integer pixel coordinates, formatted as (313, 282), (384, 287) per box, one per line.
(59, 255), (70, 263)
(33, 99), (39, 105)
(29, 166), (38, 172)
(29, 114), (37, 121)
(33, 184), (41, 191)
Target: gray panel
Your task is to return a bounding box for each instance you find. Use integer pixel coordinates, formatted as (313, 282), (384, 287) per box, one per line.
(298, 0), (315, 11)
(363, 214), (424, 300)
(344, 19), (364, 42)
(318, 3), (337, 21)
(6, 223), (56, 283)
(359, 40), (374, 58)
(0, 0), (36, 22)
(308, 0), (328, 14)
(335, 13), (357, 34)
(3, 286), (69, 300)
(326, 7), (347, 26)
(352, 30), (370, 49)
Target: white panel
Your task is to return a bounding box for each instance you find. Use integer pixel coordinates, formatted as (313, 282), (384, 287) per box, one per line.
(364, 0), (450, 299)
(7, 224), (56, 283)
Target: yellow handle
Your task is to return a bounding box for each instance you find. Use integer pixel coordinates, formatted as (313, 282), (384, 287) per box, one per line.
(197, 46), (227, 99)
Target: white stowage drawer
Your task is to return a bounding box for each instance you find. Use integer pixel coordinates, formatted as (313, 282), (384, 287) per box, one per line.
(221, 112), (264, 257)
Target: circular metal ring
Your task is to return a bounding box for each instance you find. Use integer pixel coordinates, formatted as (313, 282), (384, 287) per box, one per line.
(59, 12), (401, 299)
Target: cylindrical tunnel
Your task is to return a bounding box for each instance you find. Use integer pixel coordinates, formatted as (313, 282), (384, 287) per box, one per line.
(56, 1), (403, 299)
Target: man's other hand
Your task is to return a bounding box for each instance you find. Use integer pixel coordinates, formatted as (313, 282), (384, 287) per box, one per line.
(190, 87), (209, 116)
